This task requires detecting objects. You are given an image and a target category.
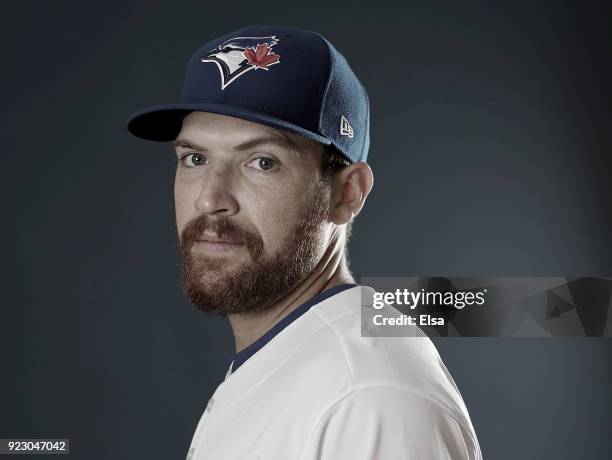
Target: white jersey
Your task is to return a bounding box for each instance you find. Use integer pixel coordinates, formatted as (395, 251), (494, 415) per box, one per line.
(186, 285), (482, 459)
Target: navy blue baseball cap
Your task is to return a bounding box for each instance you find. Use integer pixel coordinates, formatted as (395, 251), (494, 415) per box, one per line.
(126, 25), (370, 163)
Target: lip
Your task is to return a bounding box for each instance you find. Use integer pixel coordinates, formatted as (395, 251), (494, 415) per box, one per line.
(192, 237), (243, 254)
(197, 232), (240, 244)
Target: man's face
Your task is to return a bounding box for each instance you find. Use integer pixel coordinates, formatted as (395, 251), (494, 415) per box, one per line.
(174, 111), (330, 315)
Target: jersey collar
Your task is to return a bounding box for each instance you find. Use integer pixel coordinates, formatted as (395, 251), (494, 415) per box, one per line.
(228, 283), (358, 376)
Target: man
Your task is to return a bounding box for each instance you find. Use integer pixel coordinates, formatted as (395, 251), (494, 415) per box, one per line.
(126, 25), (482, 459)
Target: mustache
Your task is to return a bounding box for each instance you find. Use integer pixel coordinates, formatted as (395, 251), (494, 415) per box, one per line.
(180, 214), (264, 258)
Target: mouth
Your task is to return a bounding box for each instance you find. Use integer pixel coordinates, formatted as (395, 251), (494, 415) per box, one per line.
(192, 234), (244, 254)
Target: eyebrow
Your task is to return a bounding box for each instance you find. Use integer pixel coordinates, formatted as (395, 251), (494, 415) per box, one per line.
(173, 139), (206, 151)
(173, 134), (301, 156)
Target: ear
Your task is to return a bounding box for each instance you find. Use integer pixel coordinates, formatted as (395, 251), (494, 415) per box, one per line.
(329, 161), (374, 225)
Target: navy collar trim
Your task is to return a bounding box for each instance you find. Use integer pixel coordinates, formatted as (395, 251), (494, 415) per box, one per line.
(228, 283), (358, 374)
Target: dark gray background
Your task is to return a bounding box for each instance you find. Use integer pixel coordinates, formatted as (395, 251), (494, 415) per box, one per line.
(2, 1), (611, 459)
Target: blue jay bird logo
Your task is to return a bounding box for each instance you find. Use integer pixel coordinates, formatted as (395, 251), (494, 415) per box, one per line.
(202, 36), (281, 90)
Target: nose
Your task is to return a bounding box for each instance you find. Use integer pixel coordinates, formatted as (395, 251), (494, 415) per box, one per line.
(194, 166), (239, 216)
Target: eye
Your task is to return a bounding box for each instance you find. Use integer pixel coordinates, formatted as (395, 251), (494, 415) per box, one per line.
(247, 157), (279, 172)
(180, 152), (208, 168)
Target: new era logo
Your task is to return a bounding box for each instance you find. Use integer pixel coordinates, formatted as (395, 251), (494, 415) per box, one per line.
(340, 115), (354, 138)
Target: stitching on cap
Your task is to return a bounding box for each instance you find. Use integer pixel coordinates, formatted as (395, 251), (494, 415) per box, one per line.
(362, 81), (370, 159)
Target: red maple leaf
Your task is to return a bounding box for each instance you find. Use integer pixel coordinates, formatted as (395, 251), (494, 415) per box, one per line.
(243, 44), (280, 69)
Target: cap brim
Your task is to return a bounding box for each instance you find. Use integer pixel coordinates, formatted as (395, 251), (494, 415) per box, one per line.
(126, 102), (332, 145)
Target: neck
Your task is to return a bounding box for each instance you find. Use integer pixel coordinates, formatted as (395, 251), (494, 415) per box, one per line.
(227, 234), (354, 352)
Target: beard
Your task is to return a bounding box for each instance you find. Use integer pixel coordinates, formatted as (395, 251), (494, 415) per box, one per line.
(179, 179), (330, 315)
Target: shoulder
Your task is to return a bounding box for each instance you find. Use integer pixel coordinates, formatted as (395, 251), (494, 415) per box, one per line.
(301, 385), (482, 460)
(277, 285), (482, 458)
(304, 285), (457, 391)
(292, 286), (469, 414)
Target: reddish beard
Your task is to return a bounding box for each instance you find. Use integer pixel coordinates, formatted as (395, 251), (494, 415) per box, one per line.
(179, 180), (330, 315)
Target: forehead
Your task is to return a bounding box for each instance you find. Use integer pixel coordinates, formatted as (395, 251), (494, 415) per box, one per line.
(176, 111), (318, 154)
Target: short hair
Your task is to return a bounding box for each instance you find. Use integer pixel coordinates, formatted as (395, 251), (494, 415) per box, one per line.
(321, 144), (352, 180)
(320, 144), (354, 244)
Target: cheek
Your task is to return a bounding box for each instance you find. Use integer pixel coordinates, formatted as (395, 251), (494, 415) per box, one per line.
(244, 189), (307, 253)
(174, 177), (196, 234)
